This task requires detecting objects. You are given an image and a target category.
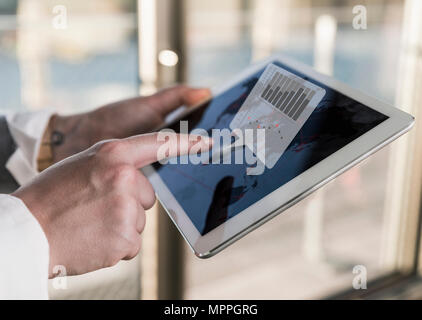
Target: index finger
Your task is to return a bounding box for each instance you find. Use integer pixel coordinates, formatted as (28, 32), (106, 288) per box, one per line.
(122, 132), (213, 168)
(145, 85), (212, 116)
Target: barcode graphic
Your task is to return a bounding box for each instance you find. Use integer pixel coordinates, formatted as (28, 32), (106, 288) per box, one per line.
(261, 72), (316, 121)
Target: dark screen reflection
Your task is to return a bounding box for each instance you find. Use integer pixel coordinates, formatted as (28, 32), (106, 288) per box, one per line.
(153, 61), (389, 235)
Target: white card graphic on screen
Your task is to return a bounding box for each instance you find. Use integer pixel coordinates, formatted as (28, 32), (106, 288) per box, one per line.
(230, 63), (326, 169)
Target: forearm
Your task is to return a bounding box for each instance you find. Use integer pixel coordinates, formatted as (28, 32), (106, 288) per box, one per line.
(40, 113), (90, 166)
(47, 111), (122, 165)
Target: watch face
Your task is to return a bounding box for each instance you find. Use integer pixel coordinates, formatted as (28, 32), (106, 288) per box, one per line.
(37, 120), (55, 171)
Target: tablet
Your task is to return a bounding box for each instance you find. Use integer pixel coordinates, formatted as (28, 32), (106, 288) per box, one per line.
(143, 55), (414, 258)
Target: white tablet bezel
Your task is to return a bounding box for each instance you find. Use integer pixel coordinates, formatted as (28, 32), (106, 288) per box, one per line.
(142, 54), (414, 258)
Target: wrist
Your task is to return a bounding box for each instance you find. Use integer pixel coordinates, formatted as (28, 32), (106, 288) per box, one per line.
(49, 114), (89, 163)
(12, 188), (55, 278)
(12, 187), (48, 230)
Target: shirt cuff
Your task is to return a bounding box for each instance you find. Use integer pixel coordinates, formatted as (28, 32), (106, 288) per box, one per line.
(0, 194), (49, 299)
(5, 110), (53, 185)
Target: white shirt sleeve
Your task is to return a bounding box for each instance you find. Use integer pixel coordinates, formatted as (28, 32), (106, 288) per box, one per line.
(6, 110), (53, 185)
(0, 194), (49, 299)
(0, 110), (52, 299)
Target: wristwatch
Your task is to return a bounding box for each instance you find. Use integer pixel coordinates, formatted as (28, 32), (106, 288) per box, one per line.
(37, 115), (64, 171)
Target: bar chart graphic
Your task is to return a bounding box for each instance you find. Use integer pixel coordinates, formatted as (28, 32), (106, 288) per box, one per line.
(261, 71), (318, 121)
(230, 63), (326, 170)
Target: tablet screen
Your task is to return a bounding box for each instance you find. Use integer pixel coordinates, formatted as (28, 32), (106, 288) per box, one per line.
(153, 61), (388, 235)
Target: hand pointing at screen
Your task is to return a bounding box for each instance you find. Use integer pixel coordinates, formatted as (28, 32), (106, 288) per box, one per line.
(13, 133), (212, 278)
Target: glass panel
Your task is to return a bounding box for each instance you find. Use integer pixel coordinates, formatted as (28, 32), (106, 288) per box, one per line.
(183, 0), (413, 299)
(0, 0), (138, 114)
(0, 0), (139, 299)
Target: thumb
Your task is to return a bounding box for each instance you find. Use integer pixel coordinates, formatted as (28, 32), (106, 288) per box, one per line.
(122, 132), (213, 168)
(146, 85), (211, 116)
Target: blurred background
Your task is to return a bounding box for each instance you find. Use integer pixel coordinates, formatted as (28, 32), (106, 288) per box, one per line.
(1, 0), (422, 299)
